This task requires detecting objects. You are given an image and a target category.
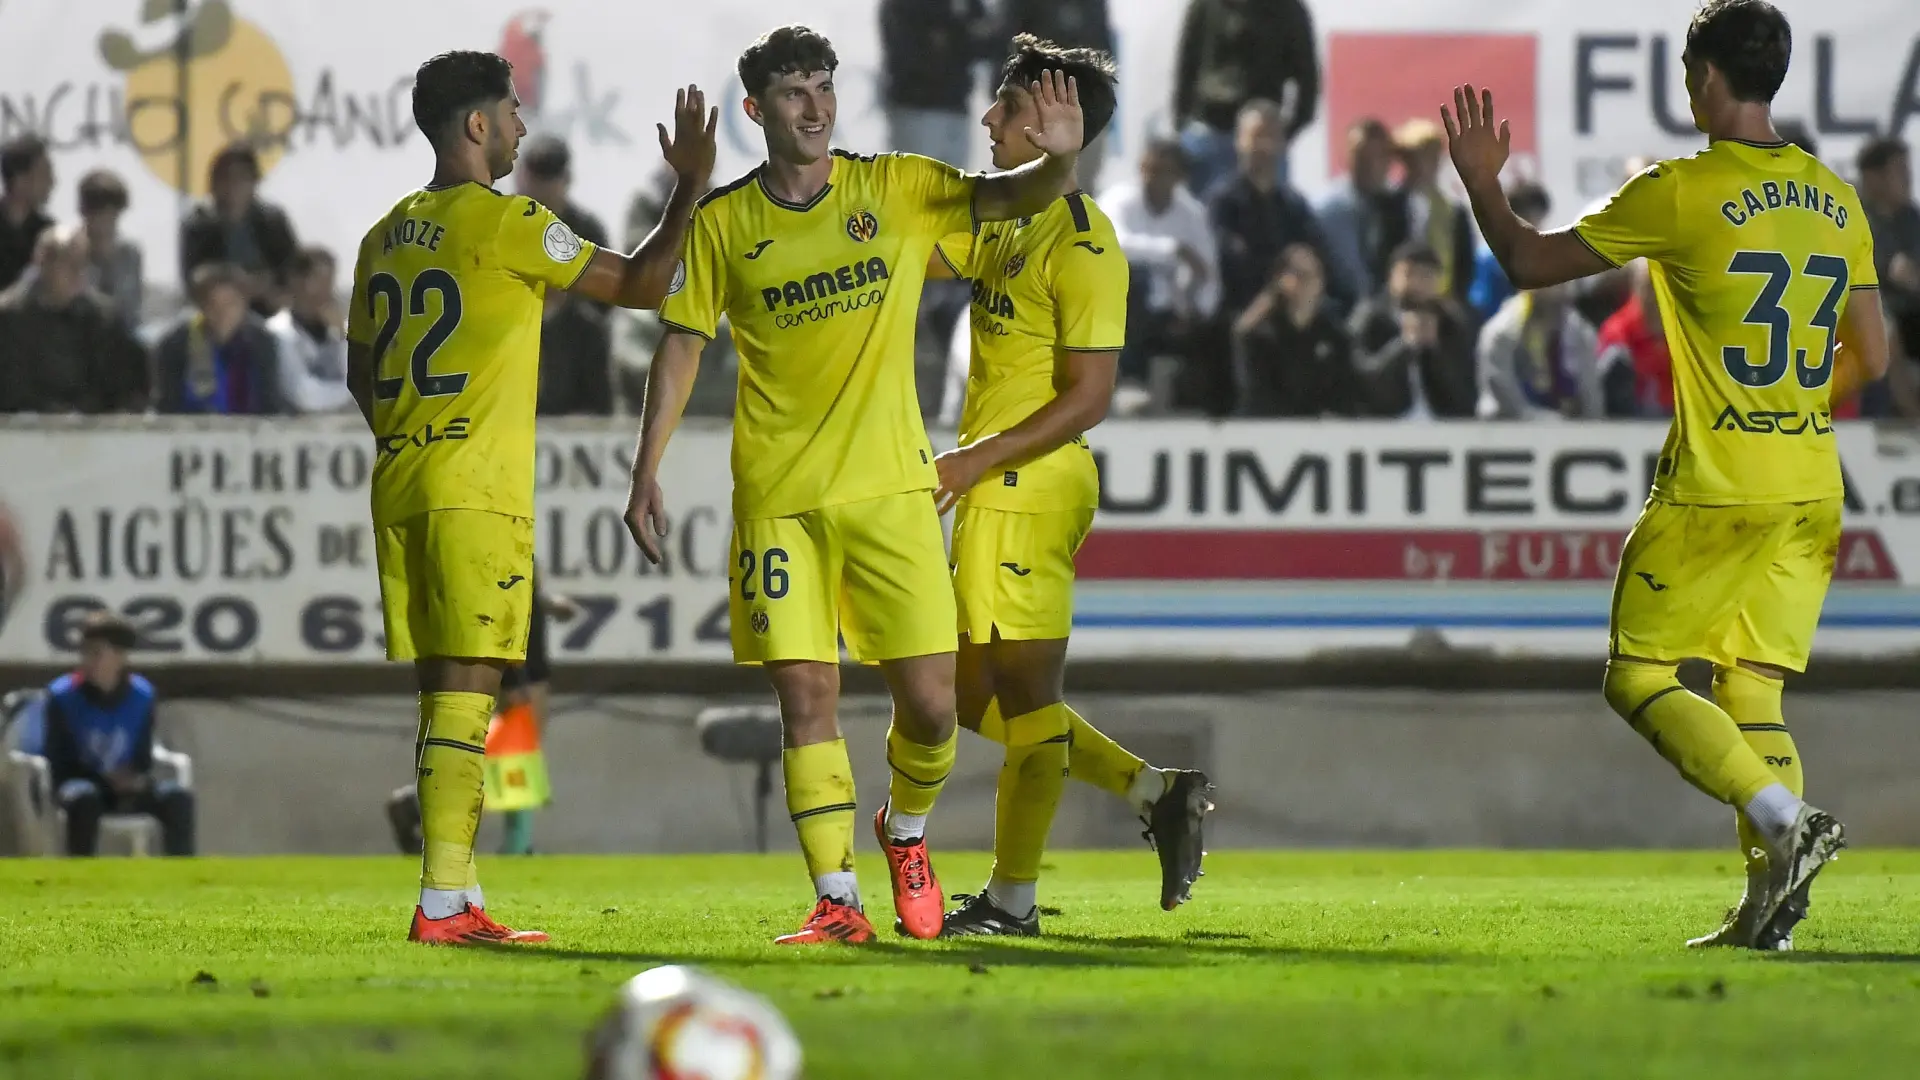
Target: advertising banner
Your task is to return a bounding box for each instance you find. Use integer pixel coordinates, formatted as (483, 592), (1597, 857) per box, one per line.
(3, 418), (1918, 664)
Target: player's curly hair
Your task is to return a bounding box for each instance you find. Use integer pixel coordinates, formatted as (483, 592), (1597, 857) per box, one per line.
(1684, 0), (1791, 104)
(412, 50), (516, 147)
(998, 33), (1119, 148)
(738, 26), (839, 98)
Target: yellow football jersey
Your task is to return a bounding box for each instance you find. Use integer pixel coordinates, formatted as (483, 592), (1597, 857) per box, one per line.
(1573, 140), (1878, 505)
(935, 192), (1127, 512)
(660, 150), (974, 520)
(347, 183), (597, 522)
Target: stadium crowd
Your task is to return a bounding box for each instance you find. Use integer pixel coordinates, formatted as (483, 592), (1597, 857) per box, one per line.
(0, 0), (1916, 423)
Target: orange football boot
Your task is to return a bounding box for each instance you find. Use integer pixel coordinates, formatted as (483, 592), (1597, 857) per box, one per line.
(773, 897), (874, 945)
(874, 805), (944, 940)
(408, 903), (550, 945)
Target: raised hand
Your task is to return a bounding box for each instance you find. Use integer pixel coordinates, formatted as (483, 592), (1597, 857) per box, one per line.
(1441, 84), (1511, 191)
(658, 85), (719, 188)
(1024, 69), (1084, 158)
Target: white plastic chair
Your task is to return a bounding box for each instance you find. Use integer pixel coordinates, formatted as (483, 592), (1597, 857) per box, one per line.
(1, 688), (195, 857)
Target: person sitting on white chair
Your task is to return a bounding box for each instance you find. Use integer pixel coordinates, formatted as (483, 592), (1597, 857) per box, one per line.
(43, 613), (195, 856)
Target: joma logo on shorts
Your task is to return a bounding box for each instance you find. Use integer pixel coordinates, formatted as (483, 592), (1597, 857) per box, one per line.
(1712, 406), (1833, 436)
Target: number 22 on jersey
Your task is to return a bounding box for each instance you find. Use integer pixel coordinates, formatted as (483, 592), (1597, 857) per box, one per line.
(366, 268), (467, 401)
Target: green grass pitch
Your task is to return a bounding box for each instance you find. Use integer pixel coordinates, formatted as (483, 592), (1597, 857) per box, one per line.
(5, 850), (1920, 1078)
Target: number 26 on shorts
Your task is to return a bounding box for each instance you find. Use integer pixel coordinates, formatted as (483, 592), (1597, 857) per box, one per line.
(738, 547), (790, 601)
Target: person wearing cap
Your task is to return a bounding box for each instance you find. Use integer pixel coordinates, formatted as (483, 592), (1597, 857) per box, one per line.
(42, 613), (195, 856)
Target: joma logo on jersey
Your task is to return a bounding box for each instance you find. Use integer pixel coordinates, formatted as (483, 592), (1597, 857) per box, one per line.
(761, 258), (891, 311)
(971, 279), (1016, 318)
(845, 209), (880, 243)
(376, 417), (472, 457)
(1712, 406), (1834, 436)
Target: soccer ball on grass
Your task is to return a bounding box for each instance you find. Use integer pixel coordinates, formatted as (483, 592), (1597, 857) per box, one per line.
(585, 965), (801, 1080)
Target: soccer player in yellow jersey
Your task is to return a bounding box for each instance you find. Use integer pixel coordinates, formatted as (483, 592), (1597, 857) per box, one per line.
(1445, 0), (1889, 951)
(626, 26), (1087, 944)
(345, 50), (717, 945)
(926, 36), (1215, 936)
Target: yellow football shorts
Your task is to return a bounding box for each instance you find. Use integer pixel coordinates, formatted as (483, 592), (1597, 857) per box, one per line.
(374, 508), (534, 663)
(728, 490), (957, 664)
(951, 504), (1095, 642)
(1609, 496), (1842, 672)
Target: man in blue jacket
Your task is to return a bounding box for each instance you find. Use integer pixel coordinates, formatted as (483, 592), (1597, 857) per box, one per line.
(44, 613), (194, 856)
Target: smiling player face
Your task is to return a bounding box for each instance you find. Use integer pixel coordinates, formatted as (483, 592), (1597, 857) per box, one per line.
(982, 80), (1043, 171)
(751, 70), (835, 166)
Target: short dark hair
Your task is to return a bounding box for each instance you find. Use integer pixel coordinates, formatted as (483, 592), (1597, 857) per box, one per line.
(0, 134), (48, 187)
(1858, 136), (1909, 176)
(79, 611), (136, 651)
(1349, 118), (1391, 144)
(998, 33), (1120, 147)
(190, 261), (248, 302)
(1684, 0), (1792, 104)
(289, 245), (335, 279)
(77, 169), (130, 215)
(209, 141), (261, 186)
(1508, 181), (1551, 220)
(412, 50), (516, 147)
(521, 134), (571, 180)
(1391, 241), (1442, 271)
(737, 26), (838, 98)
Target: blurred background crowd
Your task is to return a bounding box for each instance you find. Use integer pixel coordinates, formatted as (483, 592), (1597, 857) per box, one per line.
(2, 0), (1916, 425)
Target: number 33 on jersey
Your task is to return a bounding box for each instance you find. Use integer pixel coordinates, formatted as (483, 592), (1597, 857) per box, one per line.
(347, 184), (599, 523)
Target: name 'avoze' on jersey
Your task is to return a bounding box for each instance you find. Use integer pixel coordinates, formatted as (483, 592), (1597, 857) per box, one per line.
(1720, 179), (1851, 229)
(760, 257), (891, 312)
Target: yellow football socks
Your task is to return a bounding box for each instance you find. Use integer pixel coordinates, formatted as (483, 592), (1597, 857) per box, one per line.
(1603, 660), (1781, 808)
(979, 699), (1150, 803)
(990, 703), (1073, 890)
(783, 740), (858, 898)
(1715, 665), (1804, 872)
(885, 722), (957, 836)
(416, 691), (493, 892)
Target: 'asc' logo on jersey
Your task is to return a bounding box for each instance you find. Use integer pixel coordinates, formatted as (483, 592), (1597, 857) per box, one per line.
(845, 209), (880, 243)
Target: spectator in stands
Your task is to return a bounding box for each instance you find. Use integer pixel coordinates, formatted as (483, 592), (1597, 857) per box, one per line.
(538, 286), (613, 414)
(0, 226), (150, 414)
(1475, 285), (1604, 420)
(1232, 242), (1351, 416)
(1595, 261), (1673, 417)
(267, 247), (354, 414)
(1106, 138), (1220, 386)
(1859, 137), (1920, 416)
(43, 614), (195, 857)
(998, 0), (1114, 190)
(1468, 181), (1549, 323)
(517, 135), (611, 249)
(180, 142), (299, 317)
(1395, 120), (1476, 310)
(1776, 120), (1818, 157)
(1208, 99), (1342, 321)
(1317, 119), (1410, 308)
(0, 135), (54, 293)
(154, 263), (284, 415)
(879, 0), (989, 169)
(1172, 0), (1318, 197)
(1347, 242), (1477, 418)
(76, 170), (143, 331)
